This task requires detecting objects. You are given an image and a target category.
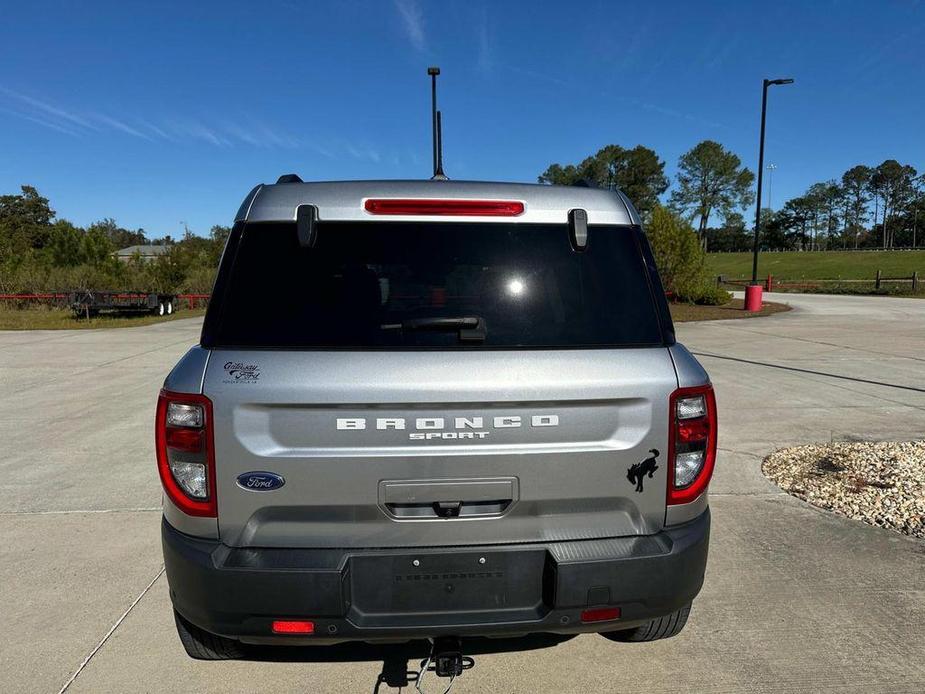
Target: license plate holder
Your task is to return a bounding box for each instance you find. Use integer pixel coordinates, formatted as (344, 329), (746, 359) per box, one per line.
(348, 549), (546, 621)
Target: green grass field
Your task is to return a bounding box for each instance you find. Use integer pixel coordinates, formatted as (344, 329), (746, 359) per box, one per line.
(706, 250), (925, 281)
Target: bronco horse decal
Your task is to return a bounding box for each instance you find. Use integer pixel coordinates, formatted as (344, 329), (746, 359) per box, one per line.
(627, 449), (660, 493)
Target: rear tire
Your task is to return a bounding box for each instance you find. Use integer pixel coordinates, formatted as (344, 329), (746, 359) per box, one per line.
(173, 610), (245, 660)
(156, 302), (165, 316)
(600, 603), (691, 643)
(166, 300), (173, 315)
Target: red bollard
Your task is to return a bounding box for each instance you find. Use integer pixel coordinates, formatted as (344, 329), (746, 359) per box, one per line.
(744, 284), (763, 312)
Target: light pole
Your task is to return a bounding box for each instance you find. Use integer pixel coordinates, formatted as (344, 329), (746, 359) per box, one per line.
(914, 208), (918, 249)
(747, 77), (794, 311)
(766, 163), (777, 211)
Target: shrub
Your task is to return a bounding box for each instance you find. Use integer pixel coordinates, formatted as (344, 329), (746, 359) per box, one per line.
(687, 281), (732, 306)
(645, 205), (731, 305)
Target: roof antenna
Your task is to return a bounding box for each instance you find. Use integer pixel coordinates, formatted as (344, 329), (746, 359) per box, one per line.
(428, 66), (448, 180)
(435, 111), (447, 180)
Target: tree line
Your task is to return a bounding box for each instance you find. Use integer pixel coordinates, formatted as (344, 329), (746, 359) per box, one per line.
(0, 180), (728, 306)
(539, 144), (739, 303)
(0, 186), (228, 294)
(3, 141), (919, 297)
(540, 143), (923, 252)
(756, 161), (922, 252)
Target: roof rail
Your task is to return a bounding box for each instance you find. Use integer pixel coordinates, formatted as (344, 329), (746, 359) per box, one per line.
(276, 174), (303, 184)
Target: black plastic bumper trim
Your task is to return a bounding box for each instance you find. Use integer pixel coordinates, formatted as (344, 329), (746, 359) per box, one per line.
(163, 510), (709, 643)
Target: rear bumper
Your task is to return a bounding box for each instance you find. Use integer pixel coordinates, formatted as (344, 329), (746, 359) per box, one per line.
(163, 510), (709, 645)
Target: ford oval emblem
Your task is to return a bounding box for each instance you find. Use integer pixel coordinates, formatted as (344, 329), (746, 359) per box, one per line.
(236, 472), (285, 492)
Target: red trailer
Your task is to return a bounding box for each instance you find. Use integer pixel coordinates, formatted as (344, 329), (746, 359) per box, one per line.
(69, 290), (178, 317)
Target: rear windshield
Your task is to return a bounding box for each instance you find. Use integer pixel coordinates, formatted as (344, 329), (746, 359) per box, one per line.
(208, 222), (665, 349)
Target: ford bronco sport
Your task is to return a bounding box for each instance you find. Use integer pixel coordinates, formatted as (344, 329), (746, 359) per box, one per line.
(157, 178), (716, 662)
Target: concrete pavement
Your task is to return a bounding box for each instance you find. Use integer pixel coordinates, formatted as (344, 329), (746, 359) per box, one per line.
(2, 293), (923, 693)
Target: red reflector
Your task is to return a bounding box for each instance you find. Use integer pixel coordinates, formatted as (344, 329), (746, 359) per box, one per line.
(580, 607), (621, 623)
(165, 427), (204, 453)
(677, 418), (710, 443)
(271, 620), (315, 635)
(364, 198), (525, 216)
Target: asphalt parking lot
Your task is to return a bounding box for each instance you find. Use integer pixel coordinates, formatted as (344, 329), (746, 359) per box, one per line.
(2, 292), (924, 693)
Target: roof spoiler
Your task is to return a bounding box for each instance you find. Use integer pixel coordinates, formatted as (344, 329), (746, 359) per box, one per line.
(277, 173), (303, 184)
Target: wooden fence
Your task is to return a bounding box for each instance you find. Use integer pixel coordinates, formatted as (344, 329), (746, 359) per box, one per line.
(718, 271), (919, 292)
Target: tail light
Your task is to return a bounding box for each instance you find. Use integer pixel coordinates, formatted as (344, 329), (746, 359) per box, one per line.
(667, 385), (717, 506)
(156, 390), (216, 517)
(364, 198), (525, 216)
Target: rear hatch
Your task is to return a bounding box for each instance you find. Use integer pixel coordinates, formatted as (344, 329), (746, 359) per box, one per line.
(202, 220), (677, 548)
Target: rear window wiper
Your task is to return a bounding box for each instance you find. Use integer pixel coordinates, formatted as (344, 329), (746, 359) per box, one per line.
(380, 316), (487, 342)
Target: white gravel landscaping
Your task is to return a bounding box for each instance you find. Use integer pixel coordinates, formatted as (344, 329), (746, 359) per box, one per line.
(763, 440), (924, 539)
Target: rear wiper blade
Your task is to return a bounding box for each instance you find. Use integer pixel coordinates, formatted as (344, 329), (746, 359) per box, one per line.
(380, 316), (487, 342)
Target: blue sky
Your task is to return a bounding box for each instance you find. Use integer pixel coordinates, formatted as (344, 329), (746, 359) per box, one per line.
(0, 0), (922, 236)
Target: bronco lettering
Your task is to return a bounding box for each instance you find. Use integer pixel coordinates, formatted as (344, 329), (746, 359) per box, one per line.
(336, 415), (559, 431)
(336, 414), (559, 440)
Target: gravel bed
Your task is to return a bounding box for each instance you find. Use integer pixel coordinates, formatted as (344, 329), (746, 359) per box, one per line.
(763, 440), (924, 539)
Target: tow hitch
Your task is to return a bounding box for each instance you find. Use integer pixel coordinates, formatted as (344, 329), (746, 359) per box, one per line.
(416, 637), (474, 693)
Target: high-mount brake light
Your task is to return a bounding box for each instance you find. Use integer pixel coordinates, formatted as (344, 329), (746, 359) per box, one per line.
(156, 390), (217, 517)
(667, 385), (717, 506)
(364, 198), (525, 216)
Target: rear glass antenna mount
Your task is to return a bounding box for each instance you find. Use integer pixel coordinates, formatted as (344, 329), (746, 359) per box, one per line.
(428, 66), (448, 180)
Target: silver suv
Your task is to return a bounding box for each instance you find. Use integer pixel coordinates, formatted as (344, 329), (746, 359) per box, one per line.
(157, 178), (716, 662)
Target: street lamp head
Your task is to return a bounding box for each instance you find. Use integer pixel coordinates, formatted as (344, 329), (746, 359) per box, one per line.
(768, 78), (794, 85)
(427, 66), (440, 76)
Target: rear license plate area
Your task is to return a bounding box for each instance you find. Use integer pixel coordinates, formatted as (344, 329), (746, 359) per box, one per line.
(347, 549), (547, 626)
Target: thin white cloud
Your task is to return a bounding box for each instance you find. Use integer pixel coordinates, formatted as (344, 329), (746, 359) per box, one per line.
(91, 113), (154, 141)
(222, 122), (262, 147)
(0, 87), (99, 131)
(346, 143), (381, 163)
(220, 121), (306, 149)
(0, 106), (83, 136)
(257, 124), (302, 149)
(0, 86), (362, 155)
(139, 119), (177, 142)
(166, 120), (231, 147)
(505, 65), (727, 129)
(307, 142), (336, 159)
(394, 0), (425, 52)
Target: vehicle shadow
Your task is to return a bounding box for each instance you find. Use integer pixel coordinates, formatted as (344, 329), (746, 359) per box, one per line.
(241, 633), (576, 690)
